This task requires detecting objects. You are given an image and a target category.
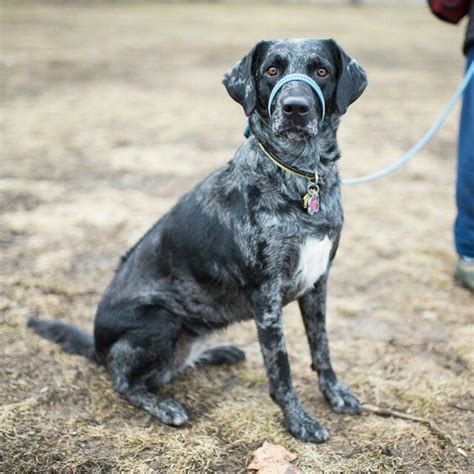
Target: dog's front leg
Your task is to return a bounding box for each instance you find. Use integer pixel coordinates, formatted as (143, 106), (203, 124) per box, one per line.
(298, 274), (361, 415)
(251, 288), (329, 443)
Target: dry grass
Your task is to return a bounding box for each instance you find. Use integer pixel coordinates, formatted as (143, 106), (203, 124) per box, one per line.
(1, 2), (473, 472)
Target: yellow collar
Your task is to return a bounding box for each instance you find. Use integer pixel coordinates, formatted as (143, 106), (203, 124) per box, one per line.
(258, 142), (319, 182)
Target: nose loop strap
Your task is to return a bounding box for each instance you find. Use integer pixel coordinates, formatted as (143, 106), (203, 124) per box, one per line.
(267, 73), (326, 121)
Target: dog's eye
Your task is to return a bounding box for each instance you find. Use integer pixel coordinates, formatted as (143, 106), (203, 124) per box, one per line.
(266, 66), (279, 77)
(317, 68), (328, 78)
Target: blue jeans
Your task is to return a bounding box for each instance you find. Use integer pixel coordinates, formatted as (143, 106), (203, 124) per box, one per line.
(455, 47), (474, 258)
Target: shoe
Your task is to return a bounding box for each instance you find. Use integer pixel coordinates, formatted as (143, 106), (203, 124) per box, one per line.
(454, 258), (474, 292)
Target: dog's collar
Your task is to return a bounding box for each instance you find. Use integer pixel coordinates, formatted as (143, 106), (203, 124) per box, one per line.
(257, 141), (325, 215)
(257, 141), (320, 182)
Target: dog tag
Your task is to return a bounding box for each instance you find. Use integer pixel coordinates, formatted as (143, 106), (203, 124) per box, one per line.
(302, 184), (320, 215)
(306, 193), (320, 215)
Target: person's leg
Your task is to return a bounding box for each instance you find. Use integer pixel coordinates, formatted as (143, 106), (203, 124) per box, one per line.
(454, 47), (474, 290)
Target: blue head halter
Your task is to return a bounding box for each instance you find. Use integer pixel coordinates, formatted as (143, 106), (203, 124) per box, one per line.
(267, 73), (325, 121)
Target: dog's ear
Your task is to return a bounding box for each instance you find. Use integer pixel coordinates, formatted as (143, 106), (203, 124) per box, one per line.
(329, 40), (367, 115)
(222, 41), (268, 116)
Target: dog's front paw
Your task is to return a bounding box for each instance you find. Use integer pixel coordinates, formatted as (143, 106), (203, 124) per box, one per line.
(285, 406), (329, 443)
(320, 379), (361, 415)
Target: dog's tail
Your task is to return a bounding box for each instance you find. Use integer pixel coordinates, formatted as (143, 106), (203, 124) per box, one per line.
(27, 316), (100, 363)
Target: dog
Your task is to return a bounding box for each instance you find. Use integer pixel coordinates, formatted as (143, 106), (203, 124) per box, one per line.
(28, 38), (367, 443)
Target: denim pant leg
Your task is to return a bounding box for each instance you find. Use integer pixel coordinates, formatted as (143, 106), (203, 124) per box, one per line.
(454, 48), (474, 258)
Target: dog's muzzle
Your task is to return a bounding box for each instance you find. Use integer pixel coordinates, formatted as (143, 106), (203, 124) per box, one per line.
(267, 73), (326, 122)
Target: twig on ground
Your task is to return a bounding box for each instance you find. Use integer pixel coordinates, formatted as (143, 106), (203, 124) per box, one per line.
(449, 402), (474, 412)
(363, 403), (454, 445)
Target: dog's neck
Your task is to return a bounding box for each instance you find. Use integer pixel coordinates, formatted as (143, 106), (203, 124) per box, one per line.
(248, 114), (341, 173)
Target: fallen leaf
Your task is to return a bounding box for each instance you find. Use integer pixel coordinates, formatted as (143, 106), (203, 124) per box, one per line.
(247, 442), (302, 473)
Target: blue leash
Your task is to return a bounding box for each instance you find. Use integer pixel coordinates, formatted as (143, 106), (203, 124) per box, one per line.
(244, 62), (474, 185)
(343, 61), (474, 185)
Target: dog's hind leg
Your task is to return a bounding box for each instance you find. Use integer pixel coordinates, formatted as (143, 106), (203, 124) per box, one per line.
(198, 346), (245, 366)
(298, 275), (361, 415)
(108, 337), (188, 426)
(105, 308), (188, 426)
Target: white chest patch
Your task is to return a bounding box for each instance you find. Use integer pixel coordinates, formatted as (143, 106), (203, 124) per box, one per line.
(296, 235), (332, 295)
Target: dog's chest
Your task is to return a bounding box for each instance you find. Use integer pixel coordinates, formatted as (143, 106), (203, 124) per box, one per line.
(293, 235), (332, 296)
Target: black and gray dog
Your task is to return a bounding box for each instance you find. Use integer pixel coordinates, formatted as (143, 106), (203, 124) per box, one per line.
(29, 39), (367, 443)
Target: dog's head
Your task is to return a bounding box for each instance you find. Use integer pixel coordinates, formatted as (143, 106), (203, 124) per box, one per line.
(223, 39), (367, 141)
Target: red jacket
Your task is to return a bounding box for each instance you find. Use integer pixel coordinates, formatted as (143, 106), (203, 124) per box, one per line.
(465, 1), (474, 53)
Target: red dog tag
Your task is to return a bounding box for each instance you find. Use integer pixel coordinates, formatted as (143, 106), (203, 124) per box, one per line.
(302, 186), (320, 215)
(307, 193), (320, 215)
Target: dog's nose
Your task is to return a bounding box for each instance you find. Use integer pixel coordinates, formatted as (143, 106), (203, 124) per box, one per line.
(282, 96), (310, 117)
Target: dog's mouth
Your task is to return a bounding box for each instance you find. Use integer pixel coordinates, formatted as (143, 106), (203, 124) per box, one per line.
(269, 97), (320, 141)
(271, 119), (319, 141)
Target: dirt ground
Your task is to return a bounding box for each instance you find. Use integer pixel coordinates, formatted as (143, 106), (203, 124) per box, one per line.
(1, 2), (473, 472)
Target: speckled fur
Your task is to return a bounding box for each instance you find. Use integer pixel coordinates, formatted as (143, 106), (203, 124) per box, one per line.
(28, 39), (367, 442)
